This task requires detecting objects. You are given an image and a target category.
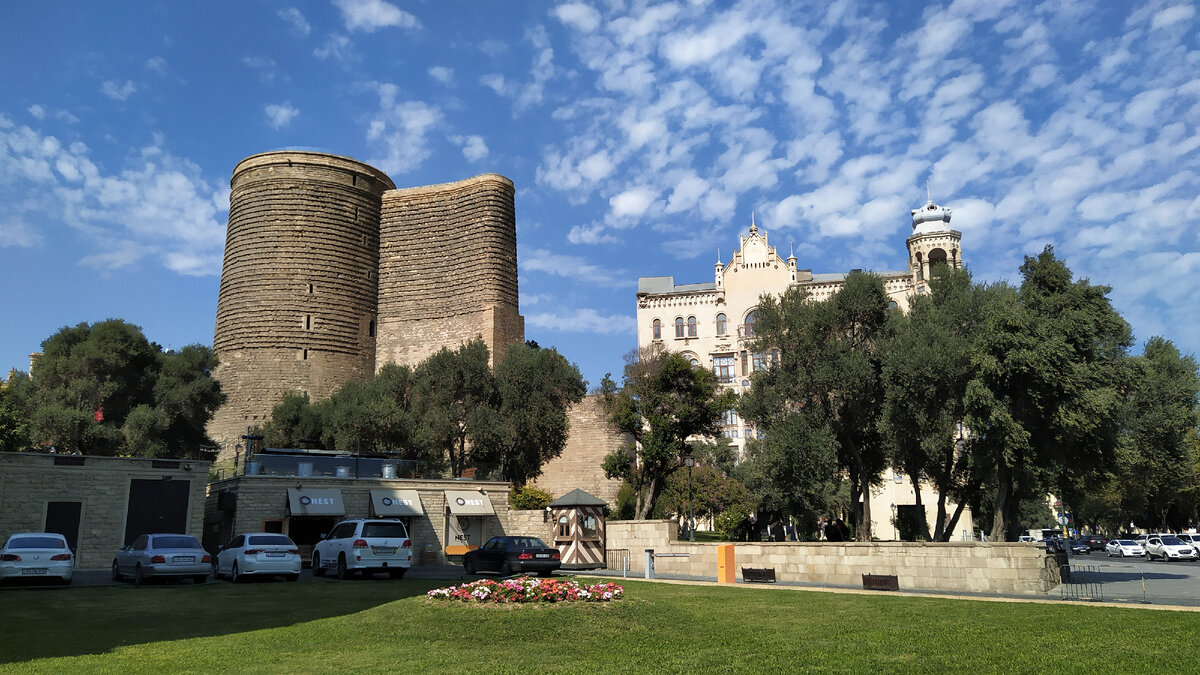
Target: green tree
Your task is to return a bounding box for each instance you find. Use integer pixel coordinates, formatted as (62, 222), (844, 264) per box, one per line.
(742, 272), (892, 540)
(601, 346), (736, 519)
(488, 341), (586, 485)
(0, 373), (32, 451)
(411, 339), (498, 478)
(263, 391), (323, 449)
(652, 463), (751, 522)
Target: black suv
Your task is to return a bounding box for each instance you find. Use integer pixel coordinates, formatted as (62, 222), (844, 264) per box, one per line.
(1079, 534), (1107, 551)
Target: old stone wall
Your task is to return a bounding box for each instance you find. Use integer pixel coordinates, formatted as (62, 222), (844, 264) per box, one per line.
(376, 174), (524, 369)
(0, 452), (209, 569)
(533, 395), (627, 507)
(210, 152), (395, 458)
(606, 520), (1051, 596)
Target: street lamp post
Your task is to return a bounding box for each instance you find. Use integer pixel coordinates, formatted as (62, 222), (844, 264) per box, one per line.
(684, 455), (695, 542)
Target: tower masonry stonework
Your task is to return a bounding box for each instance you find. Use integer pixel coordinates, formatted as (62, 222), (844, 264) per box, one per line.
(208, 152), (524, 460)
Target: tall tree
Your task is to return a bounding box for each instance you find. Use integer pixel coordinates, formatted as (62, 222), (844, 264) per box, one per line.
(411, 339), (498, 478)
(742, 272), (891, 540)
(965, 247), (1132, 540)
(487, 341), (586, 485)
(601, 346), (736, 519)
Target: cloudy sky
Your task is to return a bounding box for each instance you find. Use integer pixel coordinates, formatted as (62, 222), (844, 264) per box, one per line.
(2, 0), (1198, 389)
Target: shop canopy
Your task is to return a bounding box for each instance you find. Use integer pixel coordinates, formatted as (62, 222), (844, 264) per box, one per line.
(371, 489), (424, 517)
(444, 490), (495, 516)
(286, 488), (345, 516)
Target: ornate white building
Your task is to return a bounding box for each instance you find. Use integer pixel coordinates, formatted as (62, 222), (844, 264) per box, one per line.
(634, 196), (973, 540)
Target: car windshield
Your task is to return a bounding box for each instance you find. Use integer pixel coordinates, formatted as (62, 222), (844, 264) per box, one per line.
(153, 536), (201, 549)
(248, 535), (294, 546)
(1162, 537), (1184, 545)
(8, 536), (65, 549)
(361, 523), (406, 538)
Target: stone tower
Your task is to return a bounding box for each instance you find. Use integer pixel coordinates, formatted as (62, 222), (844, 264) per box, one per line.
(375, 174), (524, 369)
(906, 197), (961, 291)
(209, 151), (395, 455)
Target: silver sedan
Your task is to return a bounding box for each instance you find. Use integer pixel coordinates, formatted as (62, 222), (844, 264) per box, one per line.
(112, 534), (211, 585)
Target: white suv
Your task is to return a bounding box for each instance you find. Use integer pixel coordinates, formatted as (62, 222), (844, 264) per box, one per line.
(1145, 535), (1198, 562)
(312, 519), (412, 579)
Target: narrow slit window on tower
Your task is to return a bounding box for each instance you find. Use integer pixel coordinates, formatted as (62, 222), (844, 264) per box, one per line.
(308, 284), (314, 294)
(302, 349), (308, 360)
(305, 315), (311, 330)
(369, 320), (376, 337)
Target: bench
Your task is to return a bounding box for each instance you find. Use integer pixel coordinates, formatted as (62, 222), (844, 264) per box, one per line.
(862, 574), (900, 591)
(742, 567), (776, 583)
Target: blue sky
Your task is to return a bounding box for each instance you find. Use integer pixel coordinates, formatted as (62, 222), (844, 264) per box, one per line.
(2, 0), (1198, 390)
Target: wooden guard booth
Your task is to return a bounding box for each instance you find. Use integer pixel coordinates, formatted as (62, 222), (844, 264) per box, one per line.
(548, 489), (606, 570)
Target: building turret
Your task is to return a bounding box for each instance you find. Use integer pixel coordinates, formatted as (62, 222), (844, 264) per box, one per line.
(906, 194), (962, 291)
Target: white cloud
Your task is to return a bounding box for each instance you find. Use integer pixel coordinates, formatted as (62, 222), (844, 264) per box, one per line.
(553, 3), (602, 32)
(610, 187), (657, 218)
(277, 7), (311, 36)
(1151, 4), (1195, 30)
(332, 0), (420, 33)
(520, 247), (632, 287)
(365, 84), (441, 175)
(145, 57), (169, 76)
(265, 103), (299, 130)
(101, 80), (136, 101)
(314, 34), (353, 61)
(526, 308), (636, 335)
(428, 66), (453, 85)
(567, 223), (619, 245)
(451, 134), (488, 162)
(27, 105), (45, 120)
(0, 218), (41, 247)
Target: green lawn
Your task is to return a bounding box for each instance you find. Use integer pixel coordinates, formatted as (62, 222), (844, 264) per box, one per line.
(0, 577), (1191, 673)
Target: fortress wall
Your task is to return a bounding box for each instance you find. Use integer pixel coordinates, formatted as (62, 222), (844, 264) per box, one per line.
(375, 174), (523, 369)
(209, 152), (395, 458)
(533, 395), (627, 507)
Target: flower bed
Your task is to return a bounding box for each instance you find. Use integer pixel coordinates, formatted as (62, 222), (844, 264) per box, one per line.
(427, 576), (624, 604)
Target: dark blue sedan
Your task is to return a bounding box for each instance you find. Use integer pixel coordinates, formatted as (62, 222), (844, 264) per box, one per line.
(462, 536), (561, 577)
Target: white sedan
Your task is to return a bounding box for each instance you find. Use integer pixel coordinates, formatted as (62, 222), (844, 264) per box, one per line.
(0, 533), (74, 584)
(214, 533), (301, 582)
(1146, 536), (1198, 562)
(1104, 539), (1145, 557)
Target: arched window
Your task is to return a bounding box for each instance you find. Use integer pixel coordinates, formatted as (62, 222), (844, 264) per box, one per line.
(687, 316), (697, 337)
(652, 319), (662, 340)
(674, 317), (685, 338)
(682, 353), (700, 368)
(716, 313), (727, 335)
(743, 310), (758, 338)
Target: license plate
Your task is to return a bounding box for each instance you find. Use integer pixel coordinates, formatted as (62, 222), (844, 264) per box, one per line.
(22, 568), (48, 575)
(173, 556), (195, 563)
(535, 553), (550, 558)
(266, 552), (285, 558)
(372, 546), (396, 555)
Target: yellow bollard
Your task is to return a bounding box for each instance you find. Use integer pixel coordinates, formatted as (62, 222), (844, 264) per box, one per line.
(717, 543), (736, 583)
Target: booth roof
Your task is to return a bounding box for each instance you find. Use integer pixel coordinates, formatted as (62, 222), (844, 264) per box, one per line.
(548, 488), (607, 507)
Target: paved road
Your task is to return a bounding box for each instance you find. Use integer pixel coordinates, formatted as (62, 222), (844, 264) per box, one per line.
(1051, 551), (1200, 606)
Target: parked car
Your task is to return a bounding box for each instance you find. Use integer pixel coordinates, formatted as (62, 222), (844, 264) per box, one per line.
(1105, 539), (1145, 557)
(1175, 533), (1200, 556)
(1079, 534), (1107, 551)
(112, 533), (211, 585)
(1145, 535), (1198, 562)
(1067, 540), (1090, 555)
(312, 518), (412, 580)
(0, 532), (74, 584)
(214, 533), (301, 582)
(462, 536), (562, 577)
(1017, 535), (1037, 544)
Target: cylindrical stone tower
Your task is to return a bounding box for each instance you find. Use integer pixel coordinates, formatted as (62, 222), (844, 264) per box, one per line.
(375, 174), (524, 369)
(208, 151), (395, 458)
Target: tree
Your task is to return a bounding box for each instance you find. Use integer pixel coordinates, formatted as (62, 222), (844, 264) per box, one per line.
(965, 247), (1132, 540)
(20, 320), (223, 458)
(411, 339), (499, 478)
(880, 268), (986, 541)
(742, 272), (892, 540)
(263, 391), (323, 449)
(600, 346), (736, 520)
(488, 341), (586, 485)
(651, 463), (751, 521)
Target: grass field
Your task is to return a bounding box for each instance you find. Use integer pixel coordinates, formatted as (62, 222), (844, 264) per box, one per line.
(0, 577), (1192, 673)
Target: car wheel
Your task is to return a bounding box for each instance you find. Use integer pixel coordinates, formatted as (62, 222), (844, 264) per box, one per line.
(212, 560), (221, 579)
(134, 564), (144, 587)
(312, 552), (325, 577)
(336, 555), (351, 580)
(499, 561), (512, 577)
(231, 562), (241, 583)
(464, 560), (475, 575)
(389, 568), (406, 579)
(112, 561), (122, 582)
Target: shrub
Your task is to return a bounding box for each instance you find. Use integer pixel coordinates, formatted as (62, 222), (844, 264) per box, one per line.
(509, 485), (553, 510)
(714, 503), (752, 540)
